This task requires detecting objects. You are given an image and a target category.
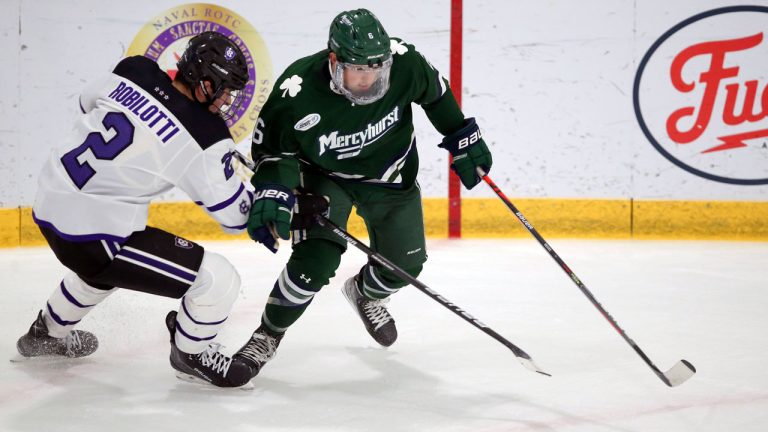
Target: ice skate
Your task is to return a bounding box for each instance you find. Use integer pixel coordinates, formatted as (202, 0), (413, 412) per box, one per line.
(234, 325), (284, 379)
(165, 311), (253, 390)
(342, 275), (397, 347)
(14, 310), (98, 361)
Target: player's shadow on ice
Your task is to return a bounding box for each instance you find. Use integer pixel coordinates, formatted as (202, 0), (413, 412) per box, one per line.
(4, 347), (634, 432)
(8, 355), (99, 378)
(5, 358), (131, 431)
(233, 345), (635, 432)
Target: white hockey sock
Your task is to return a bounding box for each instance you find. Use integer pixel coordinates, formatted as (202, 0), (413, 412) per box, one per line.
(361, 265), (402, 300)
(173, 252), (240, 354)
(43, 272), (116, 338)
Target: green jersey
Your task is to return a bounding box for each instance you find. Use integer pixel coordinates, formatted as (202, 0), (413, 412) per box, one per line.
(250, 38), (464, 189)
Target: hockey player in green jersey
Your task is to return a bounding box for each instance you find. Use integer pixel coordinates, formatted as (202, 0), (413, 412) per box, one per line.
(235, 8), (492, 378)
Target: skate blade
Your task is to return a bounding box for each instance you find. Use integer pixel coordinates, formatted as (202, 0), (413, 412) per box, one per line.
(9, 353), (79, 363)
(174, 371), (254, 391)
(9, 353), (30, 363)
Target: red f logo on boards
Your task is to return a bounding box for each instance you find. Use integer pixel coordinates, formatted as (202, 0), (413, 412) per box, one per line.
(634, 6), (768, 185)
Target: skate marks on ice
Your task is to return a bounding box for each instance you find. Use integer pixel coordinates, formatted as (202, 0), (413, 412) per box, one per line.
(1, 240), (768, 431)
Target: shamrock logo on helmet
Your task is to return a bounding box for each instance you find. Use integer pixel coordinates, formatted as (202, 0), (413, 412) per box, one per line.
(280, 75), (303, 98)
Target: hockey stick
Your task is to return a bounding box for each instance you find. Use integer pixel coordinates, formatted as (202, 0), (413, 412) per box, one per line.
(477, 169), (696, 387)
(313, 215), (549, 376)
(232, 150), (549, 376)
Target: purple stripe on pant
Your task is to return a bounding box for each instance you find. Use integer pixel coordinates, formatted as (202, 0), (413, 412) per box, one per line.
(118, 249), (196, 283)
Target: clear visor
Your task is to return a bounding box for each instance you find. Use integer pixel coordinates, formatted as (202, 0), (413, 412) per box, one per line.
(332, 57), (392, 105)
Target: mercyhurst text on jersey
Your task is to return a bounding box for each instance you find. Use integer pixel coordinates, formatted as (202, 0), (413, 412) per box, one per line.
(318, 106), (400, 159)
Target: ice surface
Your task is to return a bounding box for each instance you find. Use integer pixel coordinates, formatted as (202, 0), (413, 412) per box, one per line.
(1, 239), (767, 431)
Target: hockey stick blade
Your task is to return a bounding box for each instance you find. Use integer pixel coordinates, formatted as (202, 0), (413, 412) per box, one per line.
(316, 215), (550, 377)
(659, 359), (696, 387)
(479, 169), (696, 387)
(486, 328), (550, 376)
(519, 357), (551, 377)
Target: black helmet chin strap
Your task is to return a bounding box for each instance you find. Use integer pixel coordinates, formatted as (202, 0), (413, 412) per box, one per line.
(196, 80), (216, 106)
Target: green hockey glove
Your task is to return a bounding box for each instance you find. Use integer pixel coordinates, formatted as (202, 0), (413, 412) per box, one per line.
(247, 184), (295, 253)
(438, 117), (493, 189)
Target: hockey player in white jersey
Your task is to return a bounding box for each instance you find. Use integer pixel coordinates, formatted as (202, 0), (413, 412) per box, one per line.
(15, 32), (256, 388)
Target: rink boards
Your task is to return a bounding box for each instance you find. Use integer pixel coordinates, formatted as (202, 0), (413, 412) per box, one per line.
(1, 198), (766, 247)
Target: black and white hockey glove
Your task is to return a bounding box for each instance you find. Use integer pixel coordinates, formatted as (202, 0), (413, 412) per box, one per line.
(291, 192), (330, 230)
(438, 117), (493, 189)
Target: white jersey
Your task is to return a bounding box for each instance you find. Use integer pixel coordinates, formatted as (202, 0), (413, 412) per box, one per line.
(33, 56), (251, 242)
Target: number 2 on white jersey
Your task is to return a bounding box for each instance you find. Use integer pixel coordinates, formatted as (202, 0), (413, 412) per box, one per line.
(60, 111), (135, 189)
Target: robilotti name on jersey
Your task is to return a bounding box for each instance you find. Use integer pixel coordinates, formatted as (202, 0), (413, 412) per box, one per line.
(318, 106), (400, 159)
(107, 81), (181, 143)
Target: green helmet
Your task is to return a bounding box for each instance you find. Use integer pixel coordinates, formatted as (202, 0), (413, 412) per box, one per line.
(328, 9), (393, 105)
(328, 9), (391, 66)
